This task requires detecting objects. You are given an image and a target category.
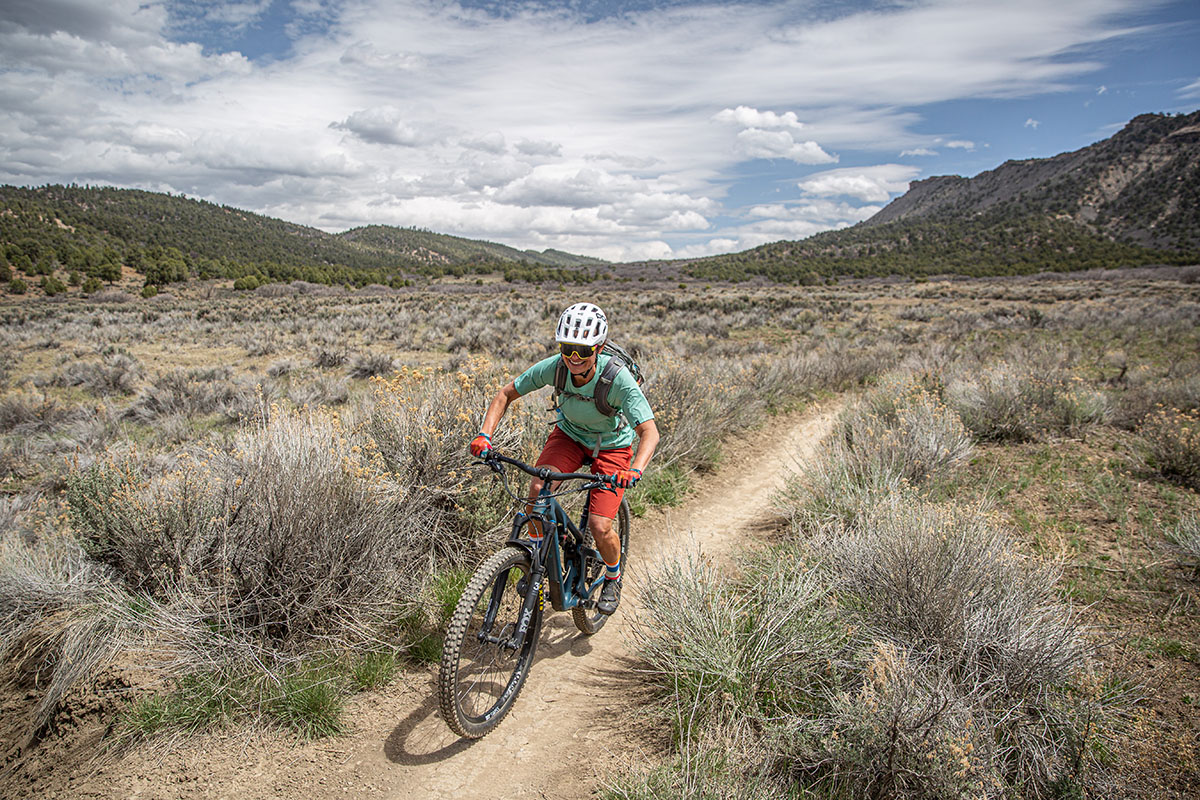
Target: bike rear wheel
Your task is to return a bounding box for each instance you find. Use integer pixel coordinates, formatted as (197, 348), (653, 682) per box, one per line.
(572, 497), (631, 635)
(439, 546), (542, 739)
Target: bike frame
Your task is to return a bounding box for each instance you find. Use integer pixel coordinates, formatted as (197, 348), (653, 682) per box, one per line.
(480, 454), (613, 647)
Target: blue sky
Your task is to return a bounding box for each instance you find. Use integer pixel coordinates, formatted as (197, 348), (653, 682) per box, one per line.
(1, 1), (1197, 261)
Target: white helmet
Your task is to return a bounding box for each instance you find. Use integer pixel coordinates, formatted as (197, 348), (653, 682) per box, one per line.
(555, 302), (608, 346)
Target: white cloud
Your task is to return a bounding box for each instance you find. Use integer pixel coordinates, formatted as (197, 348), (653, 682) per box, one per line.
(461, 131), (507, 154)
(331, 106), (446, 147)
(0, 0), (1167, 257)
(201, 2), (273, 29)
(495, 167), (625, 208)
(713, 106), (803, 130)
(459, 153), (530, 191)
(714, 104), (835, 165)
(1097, 84), (1108, 95)
(900, 147), (937, 156)
(1024, 118), (1040, 129)
(515, 139), (563, 157)
(798, 164), (919, 203)
(1181, 78), (1200, 99)
(339, 41), (425, 71)
(734, 129), (837, 164)
(945, 139), (976, 150)
(674, 238), (741, 259)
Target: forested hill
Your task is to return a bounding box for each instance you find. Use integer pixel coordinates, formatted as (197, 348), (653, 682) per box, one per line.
(684, 110), (1200, 283)
(0, 184), (604, 290)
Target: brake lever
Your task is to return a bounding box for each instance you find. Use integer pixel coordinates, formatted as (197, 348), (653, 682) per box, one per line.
(584, 477), (618, 495)
(476, 456), (503, 474)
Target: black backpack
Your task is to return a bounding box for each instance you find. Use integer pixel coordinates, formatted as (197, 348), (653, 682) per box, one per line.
(552, 341), (645, 418)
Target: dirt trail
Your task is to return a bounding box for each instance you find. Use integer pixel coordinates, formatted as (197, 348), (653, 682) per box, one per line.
(30, 403), (837, 800)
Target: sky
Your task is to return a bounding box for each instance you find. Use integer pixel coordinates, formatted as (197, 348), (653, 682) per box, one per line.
(1, 1), (1198, 262)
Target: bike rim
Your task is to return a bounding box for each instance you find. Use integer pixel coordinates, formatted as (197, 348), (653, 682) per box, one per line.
(451, 562), (538, 725)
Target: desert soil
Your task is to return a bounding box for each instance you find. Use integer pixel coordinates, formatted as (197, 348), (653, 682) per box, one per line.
(3, 403), (838, 800)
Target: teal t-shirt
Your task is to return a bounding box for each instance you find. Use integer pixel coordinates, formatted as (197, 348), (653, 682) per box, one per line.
(514, 354), (654, 450)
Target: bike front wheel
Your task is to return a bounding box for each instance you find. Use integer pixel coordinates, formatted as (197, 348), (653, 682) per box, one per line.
(572, 497), (631, 635)
(439, 546), (542, 739)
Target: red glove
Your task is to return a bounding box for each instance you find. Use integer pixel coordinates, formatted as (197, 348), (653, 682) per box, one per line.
(470, 432), (492, 458)
(612, 468), (642, 488)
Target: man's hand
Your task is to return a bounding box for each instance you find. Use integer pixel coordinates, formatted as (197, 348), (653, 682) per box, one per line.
(469, 432), (492, 458)
(612, 468), (642, 488)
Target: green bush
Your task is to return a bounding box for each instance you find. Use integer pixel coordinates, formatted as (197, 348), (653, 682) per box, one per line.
(349, 651), (398, 690)
(268, 661), (345, 738)
(123, 669), (252, 738)
(7, 278), (27, 295)
(39, 275), (67, 296)
(626, 463), (692, 516)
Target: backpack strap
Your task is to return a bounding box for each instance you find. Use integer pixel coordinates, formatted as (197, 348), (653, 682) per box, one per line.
(551, 358), (568, 413)
(551, 354), (628, 428)
(592, 356), (625, 417)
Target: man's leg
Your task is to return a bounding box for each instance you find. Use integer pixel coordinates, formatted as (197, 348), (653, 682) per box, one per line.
(589, 445), (632, 615)
(589, 514), (621, 571)
(591, 512), (623, 615)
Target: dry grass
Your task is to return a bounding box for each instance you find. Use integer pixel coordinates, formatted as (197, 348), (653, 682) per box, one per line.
(1, 273), (1198, 791)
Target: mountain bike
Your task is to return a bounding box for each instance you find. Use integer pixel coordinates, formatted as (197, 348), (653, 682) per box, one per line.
(438, 451), (631, 739)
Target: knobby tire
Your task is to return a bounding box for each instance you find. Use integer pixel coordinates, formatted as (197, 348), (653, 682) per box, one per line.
(439, 546), (542, 739)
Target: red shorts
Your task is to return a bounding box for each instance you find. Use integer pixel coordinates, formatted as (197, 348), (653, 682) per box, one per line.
(536, 427), (632, 519)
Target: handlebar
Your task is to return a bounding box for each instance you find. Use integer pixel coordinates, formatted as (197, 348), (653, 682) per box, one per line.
(479, 452), (616, 492)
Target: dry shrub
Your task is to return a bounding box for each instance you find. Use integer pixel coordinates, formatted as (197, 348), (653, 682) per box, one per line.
(813, 500), (1083, 702)
(644, 356), (761, 471)
(793, 499), (1103, 797)
(632, 496), (1108, 799)
(366, 356), (544, 560)
(1166, 514), (1200, 575)
(780, 373), (972, 527)
(753, 339), (894, 406)
(3, 403), (454, 744)
(123, 367), (238, 421)
(53, 353), (142, 396)
(1138, 407), (1200, 490)
(348, 352), (395, 379)
(947, 352), (1112, 442)
(0, 391), (82, 434)
(266, 358), (297, 378)
(0, 523), (127, 739)
(631, 549), (848, 722)
(646, 340), (890, 475)
(1110, 374), (1200, 429)
(90, 290), (134, 303)
(784, 642), (992, 799)
(312, 346), (348, 369)
(65, 405), (430, 648)
(288, 375), (349, 408)
(947, 362), (1054, 442)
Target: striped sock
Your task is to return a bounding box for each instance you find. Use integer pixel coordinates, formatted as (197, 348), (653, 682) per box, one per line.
(604, 559), (621, 582)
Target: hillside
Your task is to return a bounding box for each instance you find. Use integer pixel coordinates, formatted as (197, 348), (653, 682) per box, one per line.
(684, 110), (1200, 282)
(0, 184), (604, 290)
(337, 225), (605, 268)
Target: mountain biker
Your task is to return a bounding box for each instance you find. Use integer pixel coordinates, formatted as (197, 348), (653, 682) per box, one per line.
(470, 302), (658, 616)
